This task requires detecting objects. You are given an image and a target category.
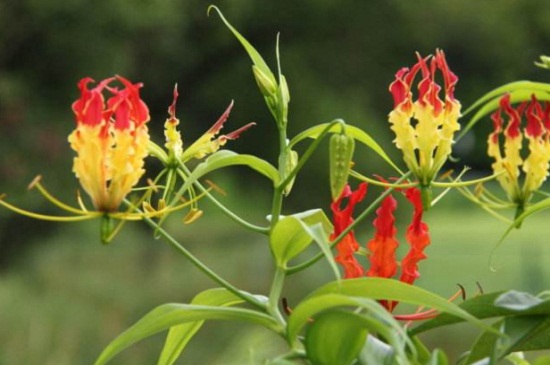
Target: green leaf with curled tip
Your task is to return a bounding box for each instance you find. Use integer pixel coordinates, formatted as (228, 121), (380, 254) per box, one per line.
(207, 6), (277, 89)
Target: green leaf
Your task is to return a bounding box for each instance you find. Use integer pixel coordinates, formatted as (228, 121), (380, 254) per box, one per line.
(270, 216), (314, 267)
(292, 209), (333, 235)
(465, 315), (550, 364)
(289, 123), (401, 173)
(287, 293), (411, 357)
(305, 223), (341, 281)
(94, 303), (280, 365)
(269, 209), (334, 269)
(188, 150), (280, 188)
(207, 6), (276, 87)
(505, 352), (531, 365)
(427, 349), (449, 365)
(157, 288), (244, 365)
(412, 290), (550, 335)
(309, 278), (493, 333)
(305, 310), (368, 365)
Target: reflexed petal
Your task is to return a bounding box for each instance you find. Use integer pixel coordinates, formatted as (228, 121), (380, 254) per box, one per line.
(399, 188), (430, 285)
(181, 101), (255, 161)
(366, 194), (398, 279)
(330, 183), (367, 279)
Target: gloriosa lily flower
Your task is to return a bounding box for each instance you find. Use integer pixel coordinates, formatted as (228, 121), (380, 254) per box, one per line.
(0, 77), (202, 231)
(488, 93), (550, 213)
(389, 50), (461, 188)
(160, 85), (256, 164)
(69, 76), (150, 212)
(330, 184), (431, 313)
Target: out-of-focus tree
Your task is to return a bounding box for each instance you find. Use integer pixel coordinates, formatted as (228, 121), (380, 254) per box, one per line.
(1, 0), (550, 260)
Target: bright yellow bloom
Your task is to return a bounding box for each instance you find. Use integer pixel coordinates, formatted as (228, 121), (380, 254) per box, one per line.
(388, 50), (461, 186)
(68, 76), (150, 212)
(488, 94), (550, 207)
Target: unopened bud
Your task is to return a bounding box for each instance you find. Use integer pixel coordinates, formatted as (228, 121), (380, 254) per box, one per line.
(252, 65), (277, 97)
(282, 149), (299, 196)
(329, 133), (355, 200)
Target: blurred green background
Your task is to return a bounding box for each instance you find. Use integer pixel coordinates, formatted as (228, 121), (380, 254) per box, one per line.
(1, 0), (550, 363)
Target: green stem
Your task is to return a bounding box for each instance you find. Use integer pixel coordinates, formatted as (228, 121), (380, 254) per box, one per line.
(286, 171), (412, 275)
(177, 162), (270, 234)
(278, 119), (345, 191)
(267, 266), (287, 326)
(123, 199), (267, 310)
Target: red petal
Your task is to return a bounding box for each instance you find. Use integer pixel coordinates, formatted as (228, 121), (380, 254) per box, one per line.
(107, 77), (150, 130)
(399, 188), (431, 285)
(330, 183), (367, 279)
(207, 101), (234, 136)
(366, 194), (398, 278)
(501, 94), (522, 139)
(526, 95), (544, 138)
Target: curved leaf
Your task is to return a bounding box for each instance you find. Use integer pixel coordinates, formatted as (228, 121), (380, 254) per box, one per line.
(270, 216), (313, 267)
(465, 315), (550, 364)
(412, 290), (550, 335)
(269, 210), (335, 276)
(305, 310), (368, 365)
(308, 278), (494, 333)
(94, 303), (280, 365)
(207, 6), (276, 86)
(287, 293), (410, 355)
(157, 288), (244, 365)
(188, 150), (280, 187)
(289, 123), (401, 173)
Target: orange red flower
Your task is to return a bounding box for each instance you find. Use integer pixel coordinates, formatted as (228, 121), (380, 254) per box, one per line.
(330, 184), (431, 312)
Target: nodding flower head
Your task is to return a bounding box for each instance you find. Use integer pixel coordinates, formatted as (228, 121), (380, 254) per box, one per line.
(488, 94), (550, 209)
(389, 50), (461, 187)
(330, 185), (431, 312)
(68, 76), (150, 212)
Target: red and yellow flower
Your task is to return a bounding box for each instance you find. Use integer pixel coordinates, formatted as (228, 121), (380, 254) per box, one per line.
(68, 76), (150, 212)
(488, 94), (550, 210)
(389, 50), (461, 187)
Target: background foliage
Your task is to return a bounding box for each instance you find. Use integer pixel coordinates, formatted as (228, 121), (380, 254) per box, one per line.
(1, 0), (550, 363)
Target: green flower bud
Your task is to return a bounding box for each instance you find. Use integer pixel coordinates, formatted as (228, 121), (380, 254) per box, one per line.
(252, 65), (278, 97)
(329, 133), (355, 200)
